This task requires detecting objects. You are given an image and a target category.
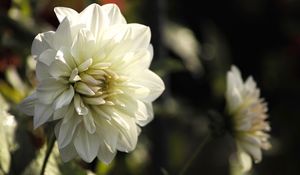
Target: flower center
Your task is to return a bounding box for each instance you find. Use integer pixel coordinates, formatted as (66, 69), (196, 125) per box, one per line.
(67, 59), (127, 113)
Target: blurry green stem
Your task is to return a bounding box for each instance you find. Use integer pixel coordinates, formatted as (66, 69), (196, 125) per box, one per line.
(178, 134), (211, 175)
(40, 134), (55, 175)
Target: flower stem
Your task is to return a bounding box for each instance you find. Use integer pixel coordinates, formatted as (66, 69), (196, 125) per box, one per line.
(178, 134), (211, 175)
(40, 134), (55, 175)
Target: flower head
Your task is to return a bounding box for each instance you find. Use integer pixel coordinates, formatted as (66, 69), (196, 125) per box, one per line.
(226, 65), (271, 172)
(20, 3), (164, 163)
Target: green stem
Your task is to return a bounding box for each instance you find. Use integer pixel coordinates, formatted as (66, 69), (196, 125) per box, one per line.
(178, 134), (211, 175)
(40, 134), (55, 175)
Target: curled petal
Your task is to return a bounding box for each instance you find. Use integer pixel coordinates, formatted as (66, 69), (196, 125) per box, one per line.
(135, 101), (153, 126)
(54, 7), (78, 23)
(134, 70), (165, 102)
(102, 3), (126, 25)
(32, 31), (55, 59)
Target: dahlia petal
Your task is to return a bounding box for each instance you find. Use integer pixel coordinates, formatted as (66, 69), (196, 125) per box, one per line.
(245, 76), (258, 95)
(106, 24), (151, 58)
(237, 151), (252, 173)
(57, 110), (81, 148)
(235, 116), (252, 131)
(240, 141), (262, 163)
(91, 107), (112, 120)
(230, 65), (243, 90)
(37, 78), (68, 104)
(148, 44), (154, 65)
(241, 134), (261, 147)
(94, 117), (118, 151)
(102, 3), (126, 25)
(71, 29), (96, 63)
(53, 105), (68, 120)
(116, 94), (137, 110)
(53, 18), (72, 50)
(75, 82), (95, 96)
(83, 111), (96, 134)
(69, 68), (81, 82)
(135, 70), (165, 102)
(38, 49), (57, 66)
(97, 142), (117, 164)
(31, 31), (55, 58)
(114, 117), (138, 152)
(83, 96), (105, 105)
(19, 92), (37, 116)
(125, 24), (151, 49)
(79, 3), (108, 42)
(119, 82), (150, 100)
(54, 7), (78, 23)
(80, 73), (102, 85)
(227, 86), (243, 111)
(74, 94), (89, 115)
(59, 142), (78, 162)
(53, 85), (74, 110)
(136, 101), (153, 126)
(74, 125), (100, 162)
(111, 111), (130, 130)
(36, 61), (50, 81)
(77, 58), (93, 72)
(49, 59), (72, 78)
(117, 49), (152, 75)
(58, 47), (77, 69)
(103, 133), (118, 153)
(34, 103), (53, 128)
(37, 78), (68, 92)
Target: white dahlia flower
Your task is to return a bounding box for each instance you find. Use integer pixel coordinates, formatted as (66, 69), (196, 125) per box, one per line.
(226, 65), (271, 172)
(20, 3), (164, 163)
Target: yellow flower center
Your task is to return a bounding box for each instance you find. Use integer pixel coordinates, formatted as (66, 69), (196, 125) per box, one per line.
(67, 59), (127, 113)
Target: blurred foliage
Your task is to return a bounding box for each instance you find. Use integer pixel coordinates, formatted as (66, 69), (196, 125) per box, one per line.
(1, 0), (300, 175)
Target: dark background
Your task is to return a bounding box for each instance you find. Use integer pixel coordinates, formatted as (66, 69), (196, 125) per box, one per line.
(1, 0), (300, 175)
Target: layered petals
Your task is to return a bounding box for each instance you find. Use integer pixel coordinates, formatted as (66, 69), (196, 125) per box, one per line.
(226, 65), (271, 172)
(20, 3), (164, 163)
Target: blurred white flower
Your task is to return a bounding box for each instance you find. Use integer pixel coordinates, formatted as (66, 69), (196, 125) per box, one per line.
(0, 94), (17, 174)
(20, 3), (164, 163)
(226, 65), (271, 172)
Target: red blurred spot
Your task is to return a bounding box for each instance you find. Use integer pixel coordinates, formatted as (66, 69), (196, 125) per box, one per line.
(0, 49), (21, 72)
(100, 0), (126, 12)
